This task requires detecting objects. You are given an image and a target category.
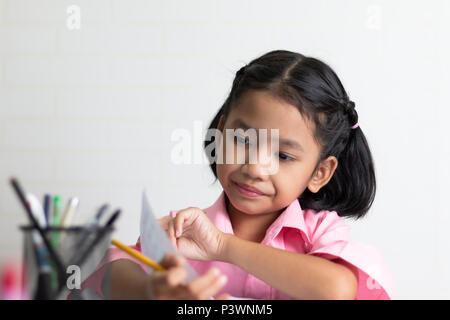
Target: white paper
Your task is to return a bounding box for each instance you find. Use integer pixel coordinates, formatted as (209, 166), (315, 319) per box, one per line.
(139, 190), (198, 282)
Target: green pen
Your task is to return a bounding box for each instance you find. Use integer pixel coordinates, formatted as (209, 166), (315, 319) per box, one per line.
(50, 195), (61, 291)
(51, 195), (61, 248)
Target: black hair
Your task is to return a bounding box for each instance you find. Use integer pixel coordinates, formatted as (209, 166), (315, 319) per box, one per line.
(203, 50), (376, 219)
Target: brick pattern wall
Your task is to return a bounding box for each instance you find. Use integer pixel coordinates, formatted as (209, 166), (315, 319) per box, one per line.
(0, 0), (450, 298)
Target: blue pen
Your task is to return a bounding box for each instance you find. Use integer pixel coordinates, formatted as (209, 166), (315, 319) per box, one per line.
(26, 194), (54, 298)
(43, 194), (51, 227)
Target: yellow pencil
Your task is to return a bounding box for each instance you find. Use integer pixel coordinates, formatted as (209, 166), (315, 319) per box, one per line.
(111, 239), (165, 271)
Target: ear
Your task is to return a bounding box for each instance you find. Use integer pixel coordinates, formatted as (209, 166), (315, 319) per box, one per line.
(307, 156), (338, 193)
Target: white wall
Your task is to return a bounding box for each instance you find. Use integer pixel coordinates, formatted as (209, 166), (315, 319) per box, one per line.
(0, 0), (449, 299)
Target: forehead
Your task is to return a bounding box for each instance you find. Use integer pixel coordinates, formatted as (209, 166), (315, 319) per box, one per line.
(224, 90), (317, 145)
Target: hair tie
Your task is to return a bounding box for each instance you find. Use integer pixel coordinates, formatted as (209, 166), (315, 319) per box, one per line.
(342, 99), (358, 130)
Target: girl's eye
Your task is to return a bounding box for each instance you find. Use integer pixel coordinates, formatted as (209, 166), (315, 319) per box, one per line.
(235, 135), (250, 145)
(278, 152), (295, 161)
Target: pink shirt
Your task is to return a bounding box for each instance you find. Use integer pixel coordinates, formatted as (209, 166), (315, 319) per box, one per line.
(80, 191), (393, 300)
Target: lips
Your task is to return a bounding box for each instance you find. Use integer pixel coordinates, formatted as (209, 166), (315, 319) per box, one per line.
(233, 181), (266, 197)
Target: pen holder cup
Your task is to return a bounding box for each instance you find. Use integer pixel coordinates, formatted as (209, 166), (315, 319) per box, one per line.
(20, 225), (114, 300)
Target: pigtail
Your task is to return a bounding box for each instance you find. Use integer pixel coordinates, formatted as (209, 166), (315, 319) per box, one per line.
(300, 123), (376, 219)
(329, 126), (375, 219)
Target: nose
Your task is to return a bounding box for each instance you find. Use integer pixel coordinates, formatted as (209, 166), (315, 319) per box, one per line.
(240, 151), (276, 180)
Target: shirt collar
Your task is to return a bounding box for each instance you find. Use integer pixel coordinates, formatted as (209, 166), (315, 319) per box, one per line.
(203, 191), (234, 235)
(203, 191), (310, 243)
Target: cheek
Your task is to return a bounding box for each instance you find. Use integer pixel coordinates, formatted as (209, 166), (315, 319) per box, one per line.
(216, 163), (232, 186)
(217, 162), (244, 195)
(216, 131), (232, 157)
(217, 131), (248, 166)
(216, 135), (241, 182)
(274, 165), (312, 198)
(216, 163), (226, 183)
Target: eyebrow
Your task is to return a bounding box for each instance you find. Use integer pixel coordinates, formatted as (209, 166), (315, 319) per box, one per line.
(279, 138), (305, 153)
(230, 119), (251, 129)
(229, 119), (305, 153)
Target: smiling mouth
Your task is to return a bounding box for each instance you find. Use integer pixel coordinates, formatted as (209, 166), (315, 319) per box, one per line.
(233, 181), (266, 198)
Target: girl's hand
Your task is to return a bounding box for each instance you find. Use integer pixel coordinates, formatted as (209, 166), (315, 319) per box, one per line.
(145, 253), (230, 300)
(159, 207), (226, 261)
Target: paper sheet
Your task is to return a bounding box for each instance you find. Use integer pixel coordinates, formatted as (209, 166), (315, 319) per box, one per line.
(139, 190), (198, 282)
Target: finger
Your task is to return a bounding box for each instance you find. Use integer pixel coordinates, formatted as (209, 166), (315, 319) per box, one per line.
(165, 267), (188, 287)
(148, 271), (171, 299)
(149, 270), (185, 300)
(160, 253), (186, 269)
(174, 212), (187, 238)
(167, 219), (178, 248)
(196, 273), (227, 300)
(187, 267), (224, 299)
(174, 208), (200, 237)
(152, 267), (187, 288)
(158, 216), (171, 231)
(215, 293), (231, 300)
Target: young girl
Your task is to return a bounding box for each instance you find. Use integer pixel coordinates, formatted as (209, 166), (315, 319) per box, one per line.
(82, 50), (393, 300)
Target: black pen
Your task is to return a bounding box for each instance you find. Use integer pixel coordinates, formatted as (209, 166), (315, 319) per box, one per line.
(68, 203), (109, 265)
(10, 178), (66, 296)
(73, 209), (121, 268)
(59, 209), (120, 297)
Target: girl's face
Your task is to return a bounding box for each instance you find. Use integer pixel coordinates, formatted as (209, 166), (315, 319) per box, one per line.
(216, 89), (338, 216)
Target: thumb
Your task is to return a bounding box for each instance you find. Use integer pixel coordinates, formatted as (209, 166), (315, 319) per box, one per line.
(215, 293), (231, 300)
(158, 216), (171, 231)
(159, 253), (186, 269)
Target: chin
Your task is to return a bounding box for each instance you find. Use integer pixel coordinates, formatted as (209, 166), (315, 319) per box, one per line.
(225, 191), (269, 215)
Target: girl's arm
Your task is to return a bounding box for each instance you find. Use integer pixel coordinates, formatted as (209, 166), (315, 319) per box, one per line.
(221, 234), (358, 300)
(165, 208), (358, 300)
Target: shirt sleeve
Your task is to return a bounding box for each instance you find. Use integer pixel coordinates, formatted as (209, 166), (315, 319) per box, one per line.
(305, 210), (394, 300)
(69, 242), (148, 299)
